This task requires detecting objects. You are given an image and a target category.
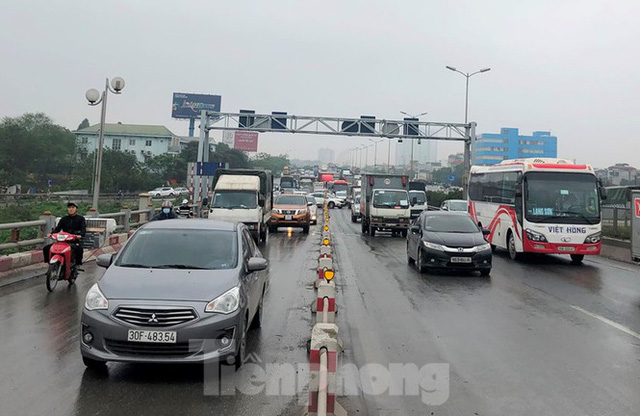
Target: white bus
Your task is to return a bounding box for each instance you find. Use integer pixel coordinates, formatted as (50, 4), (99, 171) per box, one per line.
(468, 158), (606, 264)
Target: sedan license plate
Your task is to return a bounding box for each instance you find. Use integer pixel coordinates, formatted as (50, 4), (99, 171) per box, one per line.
(558, 246), (576, 252)
(285, 215), (292, 221)
(127, 329), (176, 343)
(450, 257), (472, 264)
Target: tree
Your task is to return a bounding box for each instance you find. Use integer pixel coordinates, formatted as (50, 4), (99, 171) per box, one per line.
(250, 153), (290, 173)
(71, 149), (157, 192)
(210, 143), (250, 169)
(0, 113), (76, 187)
(77, 118), (90, 130)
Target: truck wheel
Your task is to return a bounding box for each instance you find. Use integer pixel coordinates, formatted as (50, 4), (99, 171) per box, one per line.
(369, 224), (376, 237)
(401, 229), (408, 238)
(361, 219), (368, 234)
(351, 215), (357, 223)
(260, 227), (268, 243)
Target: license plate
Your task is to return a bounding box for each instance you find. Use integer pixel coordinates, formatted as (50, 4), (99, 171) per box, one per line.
(285, 215), (292, 220)
(558, 246), (575, 252)
(450, 257), (472, 263)
(127, 329), (177, 343)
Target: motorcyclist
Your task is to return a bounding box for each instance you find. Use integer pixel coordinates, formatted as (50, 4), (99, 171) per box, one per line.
(151, 200), (178, 221)
(43, 201), (86, 266)
(178, 199), (192, 217)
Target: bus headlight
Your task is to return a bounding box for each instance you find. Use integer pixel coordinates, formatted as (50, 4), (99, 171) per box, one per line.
(525, 229), (548, 242)
(584, 232), (601, 244)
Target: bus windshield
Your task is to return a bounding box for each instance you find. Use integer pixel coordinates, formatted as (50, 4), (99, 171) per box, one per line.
(524, 172), (600, 224)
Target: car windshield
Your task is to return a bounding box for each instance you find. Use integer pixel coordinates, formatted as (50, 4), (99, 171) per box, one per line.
(373, 190), (409, 208)
(307, 196), (316, 204)
(424, 215), (479, 233)
(276, 195), (306, 205)
(116, 229), (237, 270)
(212, 190), (257, 209)
(448, 201), (468, 211)
(525, 172), (600, 224)
(336, 191), (347, 197)
(409, 191), (426, 205)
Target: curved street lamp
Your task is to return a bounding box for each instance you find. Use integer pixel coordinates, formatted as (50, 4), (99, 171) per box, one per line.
(85, 77), (125, 211)
(445, 66), (490, 123)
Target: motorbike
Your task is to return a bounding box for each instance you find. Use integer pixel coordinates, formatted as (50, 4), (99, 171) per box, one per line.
(45, 232), (82, 292)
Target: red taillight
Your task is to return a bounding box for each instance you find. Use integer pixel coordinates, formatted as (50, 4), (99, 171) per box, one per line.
(401, 176), (407, 186)
(369, 176), (374, 186)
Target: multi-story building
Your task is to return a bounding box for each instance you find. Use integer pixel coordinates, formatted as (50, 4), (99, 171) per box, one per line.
(395, 139), (437, 168)
(74, 123), (180, 163)
(318, 148), (335, 164)
(473, 127), (557, 165)
(596, 163), (639, 186)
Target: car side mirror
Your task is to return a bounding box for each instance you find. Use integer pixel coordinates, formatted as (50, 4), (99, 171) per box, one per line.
(482, 228), (491, 236)
(96, 253), (114, 268)
(441, 206), (448, 211)
(308, 201), (314, 206)
(247, 257), (268, 272)
(258, 198), (265, 207)
(410, 225), (421, 234)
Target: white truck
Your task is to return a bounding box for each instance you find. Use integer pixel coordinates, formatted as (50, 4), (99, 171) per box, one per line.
(209, 169), (273, 243)
(360, 174), (411, 237)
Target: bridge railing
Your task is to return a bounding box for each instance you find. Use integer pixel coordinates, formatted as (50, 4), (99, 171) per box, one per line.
(0, 200), (159, 253)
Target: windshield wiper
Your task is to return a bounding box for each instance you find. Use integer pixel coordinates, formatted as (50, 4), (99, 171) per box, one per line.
(153, 264), (209, 270)
(118, 263), (150, 268)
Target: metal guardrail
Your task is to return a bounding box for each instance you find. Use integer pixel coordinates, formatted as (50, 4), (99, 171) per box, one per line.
(0, 207), (159, 253)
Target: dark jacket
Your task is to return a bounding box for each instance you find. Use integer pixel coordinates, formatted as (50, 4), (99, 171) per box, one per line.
(54, 214), (87, 236)
(151, 211), (178, 221)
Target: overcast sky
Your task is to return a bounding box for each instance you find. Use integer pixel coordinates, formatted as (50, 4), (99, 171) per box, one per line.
(2, 0), (639, 168)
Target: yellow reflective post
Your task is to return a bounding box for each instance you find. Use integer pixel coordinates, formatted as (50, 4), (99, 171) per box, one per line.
(324, 225), (329, 232)
(322, 237), (330, 246)
(324, 269), (335, 281)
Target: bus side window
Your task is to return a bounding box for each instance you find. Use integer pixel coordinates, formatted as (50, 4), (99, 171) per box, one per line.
(503, 172), (518, 205)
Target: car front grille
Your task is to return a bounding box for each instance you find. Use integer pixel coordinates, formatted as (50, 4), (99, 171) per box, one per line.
(113, 307), (197, 327)
(105, 339), (202, 358)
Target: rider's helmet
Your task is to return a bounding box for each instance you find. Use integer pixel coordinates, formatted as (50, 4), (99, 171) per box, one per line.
(161, 200), (174, 208)
(181, 199), (189, 206)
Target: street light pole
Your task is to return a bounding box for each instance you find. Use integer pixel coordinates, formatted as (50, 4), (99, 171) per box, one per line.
(445, 66), (491, 124)
(387, 139), (391, 173)
(85, 77), (125, 212)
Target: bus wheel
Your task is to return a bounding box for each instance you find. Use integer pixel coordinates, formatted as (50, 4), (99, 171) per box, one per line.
(508, 231), (523, 261)
(570, 254), (584, 265)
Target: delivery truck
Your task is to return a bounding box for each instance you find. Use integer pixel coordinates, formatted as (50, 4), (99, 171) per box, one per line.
(360, 174), (411, 237)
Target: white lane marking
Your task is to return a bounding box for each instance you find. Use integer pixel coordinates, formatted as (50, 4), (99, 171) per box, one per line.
(571, 305), (640, 340)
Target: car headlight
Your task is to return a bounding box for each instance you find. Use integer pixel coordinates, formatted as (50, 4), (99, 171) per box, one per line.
(205, 287), (240, 314)
(423, 241), (444, 251)
(475, 243), (492, 252)
(525, 229), (548, 242)
(85, 283), (108, 311)
(584, 232), (601, 244)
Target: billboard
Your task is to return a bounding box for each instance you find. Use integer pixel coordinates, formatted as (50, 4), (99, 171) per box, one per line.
(234, 131), (259, 152)
(172, 93), (222, 119)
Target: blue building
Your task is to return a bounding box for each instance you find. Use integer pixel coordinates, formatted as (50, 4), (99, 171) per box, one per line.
(472, 127), (557, 166)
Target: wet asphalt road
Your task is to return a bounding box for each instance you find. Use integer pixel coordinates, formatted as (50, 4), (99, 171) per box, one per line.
(1, 209), (640, 415)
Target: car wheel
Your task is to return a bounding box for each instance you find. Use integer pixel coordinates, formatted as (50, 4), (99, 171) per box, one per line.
(250, 290), (264, 330)
(401, 229), (408, 238)
(480, 269), (491, 276)
(508, 231), (523, 261)
(302, 225), (310, 234)
(490, 244), (497, 253)
(328, 201), (335, 209)
(155, 193), (161, 198)
(82, 356), (107, 370)
(407, 243), (415, 264)
(269, 225), (277, 233)
(417, 249), (427, 273)
(570, 254), (584, 265)
(233, 318), (248, 370)
(170, 193), (175, 197)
